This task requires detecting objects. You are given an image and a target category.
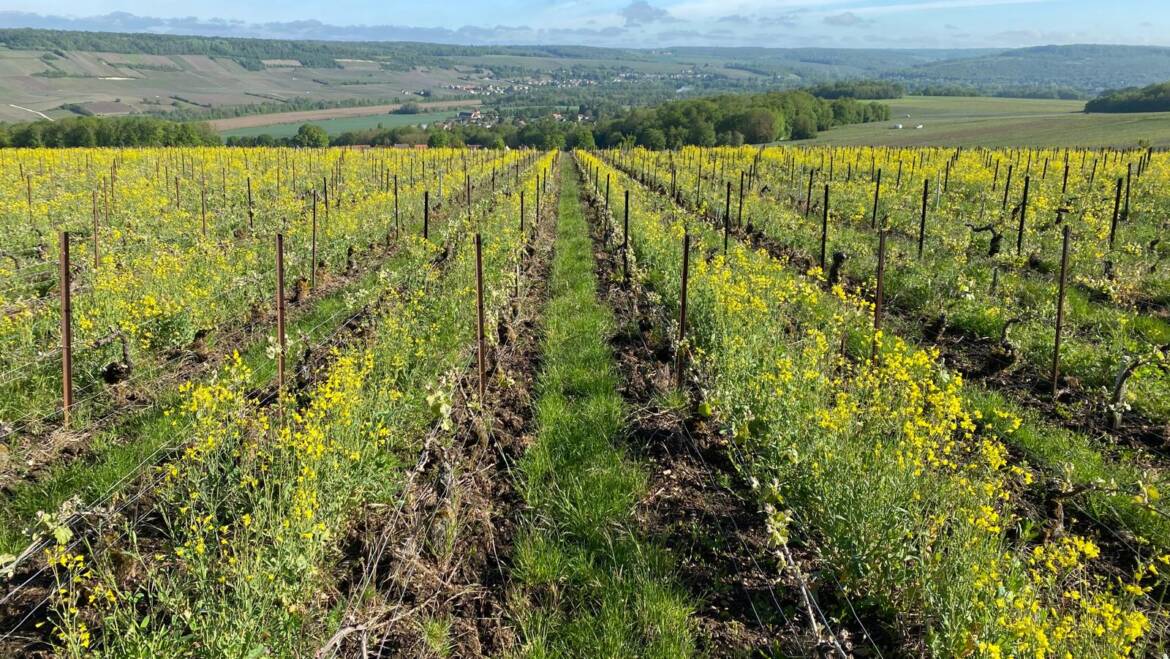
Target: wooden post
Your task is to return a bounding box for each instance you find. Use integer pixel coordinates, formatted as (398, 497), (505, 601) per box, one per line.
(1052, 226), (1071, 398)
(60, 231), (73, 428)
(873, 229), (887, 361)
(1016, 175), (1030, 255)
(820, 184), (830, 271)
(623, 189), (630, 284)
(918, 178), (929, 259)
(475, 233), (486, 402)
(1109, 177), (1123, 250)
(676, 231), (690, 389)
(275, 234), (286, 391)
(424, 190), (430, 240)
(393, 174), (400, 239)
(1061, 161), (1070, 195)
(520, 189), (526, 235)
(870, 168), (882, 229)
(201, 186), (208, 239)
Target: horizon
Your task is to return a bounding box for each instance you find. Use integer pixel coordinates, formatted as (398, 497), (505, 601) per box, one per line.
(2, 0), (1167, 49)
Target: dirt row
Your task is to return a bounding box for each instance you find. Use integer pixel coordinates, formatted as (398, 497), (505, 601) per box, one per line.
(0, 164), (531, 657)
(577, 167), (890, 658)
(318, 167), (560, 657)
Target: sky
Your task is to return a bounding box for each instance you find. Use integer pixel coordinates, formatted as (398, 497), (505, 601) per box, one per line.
(1, 0), (1168, 49)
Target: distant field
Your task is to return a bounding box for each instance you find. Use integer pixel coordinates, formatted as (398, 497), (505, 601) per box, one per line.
(809, 96), (1170, 147)
(218, 110), (460, 138)
(210, 99), (478, 131)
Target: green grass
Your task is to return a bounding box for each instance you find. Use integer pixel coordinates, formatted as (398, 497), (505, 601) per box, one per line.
(218, 110), (459, 138)
(509, 158), (694, 657)
(809, 96), (1170, 147)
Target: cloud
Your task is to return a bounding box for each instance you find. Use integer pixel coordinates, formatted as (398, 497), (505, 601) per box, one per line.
(823, 11), (870, 27)
(619, 1), (679, 26)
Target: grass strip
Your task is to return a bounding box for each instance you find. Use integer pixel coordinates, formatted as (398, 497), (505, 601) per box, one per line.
(508, 159), (694, 657)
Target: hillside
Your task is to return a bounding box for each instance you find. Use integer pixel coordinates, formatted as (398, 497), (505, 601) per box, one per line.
(3, 29), (1170, 124)
(896, 44), (1170, 96)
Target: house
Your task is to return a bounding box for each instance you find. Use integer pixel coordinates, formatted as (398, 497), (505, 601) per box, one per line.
(457, 110), (483, 124)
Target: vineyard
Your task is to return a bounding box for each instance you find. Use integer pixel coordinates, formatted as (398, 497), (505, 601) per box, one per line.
(0, 143), (1167, 657)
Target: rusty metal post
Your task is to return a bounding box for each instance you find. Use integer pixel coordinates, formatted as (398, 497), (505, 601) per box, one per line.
(737, 170), (745, 228)
(275, 233), (286, 391)
(424, 190), (430, 240)
(60, 231), (73, 427)
(92, 189), (100, 269)
(724, 180), (731, 255)
(1110, 177), (1123, 249)
(805, 168), (815, 218)
(623, 189), (630, 284)
(1124, 162), (1132, 221)
(820, 184), (830, 271)
(311, 194), (319, 290)
(1016, 175), (1030, 255)
(1001, 164), (1013, 211)
(475, 233), (486, 402)
(1052, 226), (1071, 398)
(873, 229), (887, 361)
(918, 178), (929, 259)
(676, 231), (690, 389)
(247, 176), (255, 229)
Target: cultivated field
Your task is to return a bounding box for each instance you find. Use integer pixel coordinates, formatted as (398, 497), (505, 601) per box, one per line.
(810, 96), (1170, 147)
(0, 143), (1167, 657)
(217, 110), (460, 139)
(210, 99), (479, 134)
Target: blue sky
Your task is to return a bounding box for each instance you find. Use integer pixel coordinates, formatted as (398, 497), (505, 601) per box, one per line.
(2, 0), (1168, 48)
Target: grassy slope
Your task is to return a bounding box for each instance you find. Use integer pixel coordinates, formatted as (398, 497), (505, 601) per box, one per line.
(508, 158), (693, 656)
(809, 96), (1170, 147)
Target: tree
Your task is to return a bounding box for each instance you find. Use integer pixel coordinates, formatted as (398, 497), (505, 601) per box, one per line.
(294, 124), (329, 148)
(789, 113), (818, 140)
(637, 127), (667, 150)
(688, 121), (716, 147)
(565, 126), (596, 150)
(722, 109), (777, 144)
(427, 130), (451, 148)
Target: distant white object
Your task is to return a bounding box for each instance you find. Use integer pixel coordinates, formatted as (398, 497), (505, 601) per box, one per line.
(915, 124), (924, 129)
(893, 124), (903, 129)
(905, 114), (911, 118)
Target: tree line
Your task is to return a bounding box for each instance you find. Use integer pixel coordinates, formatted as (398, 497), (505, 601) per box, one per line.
(1085, 82), (1170, 113)
(229, 90), (889, 150)
(3, 89), (888, 150)
(0, 116), (220, 148)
